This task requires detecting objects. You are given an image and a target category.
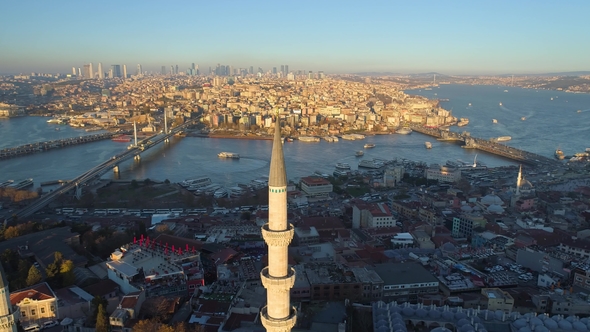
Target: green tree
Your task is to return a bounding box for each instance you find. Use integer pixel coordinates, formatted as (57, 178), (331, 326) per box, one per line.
(26, 266), (43, 286)
(95, 304), (109, 332)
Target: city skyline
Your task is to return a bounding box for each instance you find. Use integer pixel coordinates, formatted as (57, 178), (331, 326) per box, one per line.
(1, 0), (589, 75)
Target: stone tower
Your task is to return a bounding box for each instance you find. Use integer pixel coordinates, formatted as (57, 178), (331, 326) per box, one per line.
(0, 265), (19, 332)
(260, 115), (297, 332)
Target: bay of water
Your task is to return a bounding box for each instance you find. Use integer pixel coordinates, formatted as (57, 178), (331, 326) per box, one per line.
(1, 85), (589, 188)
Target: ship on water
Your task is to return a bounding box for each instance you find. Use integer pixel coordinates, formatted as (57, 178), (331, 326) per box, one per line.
(335, 163), (351, 170)
(355, 150), (364, 157)
(8, 178), (34, 190)
(493, 136), (512, 142)
(396, 127), (412, 135)
(112, 135), (132, 142)
(218, 152), (240, 159)
(492, 119), (498, 124)
(364, 143), (375, 149)
(425, 142), (432, 149)
(341, 134), (365, 141)
(457, 118), (469, 127)
(0, 180), (14, 188)
(298, 136), (320, 142)
(555, 149), (565, 160)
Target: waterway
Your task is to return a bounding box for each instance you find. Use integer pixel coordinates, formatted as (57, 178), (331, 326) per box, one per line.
(0, 85), (589, 188)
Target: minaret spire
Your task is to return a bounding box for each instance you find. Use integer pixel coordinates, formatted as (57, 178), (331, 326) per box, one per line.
(516, 164), (522, 195)
(260, 108), (297, 332)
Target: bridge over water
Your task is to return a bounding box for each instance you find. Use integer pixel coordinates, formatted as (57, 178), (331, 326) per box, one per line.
(4, 118), (199, 223)
(409, 125), (560, 167)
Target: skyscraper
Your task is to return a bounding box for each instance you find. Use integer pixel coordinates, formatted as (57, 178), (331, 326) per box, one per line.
(123, 65), (127, 79)
(98, 63), (104, 79)
(137, 64), (142, 76)
(89, 63), (94, 79)
(161, 66), (166, 75)
(260, 116), (297, 332)
(0, 264), (19, 332)
(72, 67), (76, 76)
(285, 65), (289, 75)
(83, 64), (91, 78)
(111, 65), (121, 78)
(280, 65), (285, 75)
(175, 65), (179, 75)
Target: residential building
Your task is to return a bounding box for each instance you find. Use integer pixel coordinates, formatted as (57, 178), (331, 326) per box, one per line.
(425, 165), (461, 183)
(300, 176), (333, 198)
(481, 288), (514, 312)
(374, 262), (439, 302)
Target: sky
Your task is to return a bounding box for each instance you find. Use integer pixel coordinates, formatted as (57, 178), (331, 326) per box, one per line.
(1, 0), (589, 75)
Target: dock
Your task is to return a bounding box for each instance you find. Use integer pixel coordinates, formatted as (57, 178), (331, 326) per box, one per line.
(408, 125), (560, 167)
(0, 132), (121, 160)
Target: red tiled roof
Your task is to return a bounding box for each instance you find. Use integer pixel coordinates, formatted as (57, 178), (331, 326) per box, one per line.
(10, 283), (54, 305)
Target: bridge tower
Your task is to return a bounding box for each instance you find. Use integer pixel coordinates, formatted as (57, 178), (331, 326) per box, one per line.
(74, 183), (82, 200)
(164, 112), (169, 143)
(133, 121), (140, 160)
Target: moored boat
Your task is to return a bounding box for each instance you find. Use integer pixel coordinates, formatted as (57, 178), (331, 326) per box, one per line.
(8, 178), (34, 190)
(218, 152), (240, 159)
(298, 136), (320, 142)
(494, 136), (512, 142)
(0, 180), (14, 188)
(396, 127), (412, 135)
(358, 159), (384, 169)
(457, 118), (469, 127)
(335, 163), (351, 170)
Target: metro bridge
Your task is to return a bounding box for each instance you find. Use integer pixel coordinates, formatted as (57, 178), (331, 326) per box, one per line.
(4, 118), (199, 223)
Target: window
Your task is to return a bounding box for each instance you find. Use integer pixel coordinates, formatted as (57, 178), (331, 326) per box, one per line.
(41, 307), (45, 314)
(31, 309), (36, 315)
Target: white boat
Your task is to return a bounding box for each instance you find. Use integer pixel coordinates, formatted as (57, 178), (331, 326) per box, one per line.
(364, 143), (375, 149)
(504, 90), (509, 92)
(341, 134), (365, 140)
(495, 136), (512, 142)
(228, 186), (246, 196)
(218, 152), (240, 159)
(457, 118), (469, 127)
(213, 188), (228, 198)
(330, 136), (339, 142)
(358, 159), (384, 169)
(298, 136), (320, 142)
(333, 169), (349, 177)
(323, 136), (339, 142)
(335, 163), (351, 170)
(181, 177), (212, 188)
(425, 142), (432, 149)
(8, 178), (34, 190)
(521, 117), (526, 121)
(492, 119), (498, 124)
(0, 180), (14, 188)
(355, 150), (364, 157)
(499, 102), (503, 106)
(396, 127), (412, 135)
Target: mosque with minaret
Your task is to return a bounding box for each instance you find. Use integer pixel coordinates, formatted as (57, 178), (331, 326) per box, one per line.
(260, 113), (297, 332)
(0, 265), (19, 332)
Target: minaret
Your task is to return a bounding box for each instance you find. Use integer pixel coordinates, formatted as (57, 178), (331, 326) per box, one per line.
(260, 113), (297, 332)
(516, 165), (522, 196)
(0, 264), (19, 332)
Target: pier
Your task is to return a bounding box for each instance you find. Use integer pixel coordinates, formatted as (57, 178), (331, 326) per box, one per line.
(0, 132), (122, 160)
(408, 125), (560, 167)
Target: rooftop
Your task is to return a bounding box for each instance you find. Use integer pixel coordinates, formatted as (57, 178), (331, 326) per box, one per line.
(373, 262), (438, 286)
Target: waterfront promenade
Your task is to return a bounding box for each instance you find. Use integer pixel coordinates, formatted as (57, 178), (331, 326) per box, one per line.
(0, 132), (121, 160)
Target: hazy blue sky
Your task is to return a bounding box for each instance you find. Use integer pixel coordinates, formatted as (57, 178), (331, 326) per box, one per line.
(1, 0), (588, 75)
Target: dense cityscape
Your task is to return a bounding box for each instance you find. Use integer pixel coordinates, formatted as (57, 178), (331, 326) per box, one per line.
(2, 1), (590, 332)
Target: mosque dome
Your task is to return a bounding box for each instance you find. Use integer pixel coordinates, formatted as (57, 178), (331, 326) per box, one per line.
(481, 194), (503, 206)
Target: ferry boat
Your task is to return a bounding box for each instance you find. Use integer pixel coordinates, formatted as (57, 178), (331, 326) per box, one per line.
(396, 127), (412, 135)
(0, 180), (14, 188)
(355, 150), (364, 157)
(457, 118), (469, 127)
(323, 136), (338, 143)
(495, 136), (512, 142)
(364, 143), (375, 149)
(358, 159), (384, 169)
(218, 152), (240, 159)
(180, 177), (212, 188)
(555, 149), (565, 160)
(341, 134), (365, 141)
(492, 119), (498, 124)
(213, 188), (228, 199)
(112, 135), (132, 142)
(47, 118), (67, 124)
(335, 163), (351, 170)
(425, 142), (432, 149)
(333, 169), (349, 177)
(298, 136), (320, 142)
(8, 178), (34, 190)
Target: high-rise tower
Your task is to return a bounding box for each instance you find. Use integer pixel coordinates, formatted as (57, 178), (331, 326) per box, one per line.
(89, 63), (94, 79)
(98, 63), (104, 79)
(0, 264), (19, 332)
(260, 114), (297, 332)
(123, 65), (127, 79)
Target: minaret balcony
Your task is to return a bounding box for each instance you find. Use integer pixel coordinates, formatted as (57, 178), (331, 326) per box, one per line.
(261, 305), (297, 331)
(262, 223), (294, 247)
(260, 266), (296, 291)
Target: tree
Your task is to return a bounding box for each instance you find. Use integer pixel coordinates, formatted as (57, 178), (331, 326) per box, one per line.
(60, 260), (76, 286)
(26, 266), (42, 286)
(95, 304), (109, 332)
(3, 226), (20, 239)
